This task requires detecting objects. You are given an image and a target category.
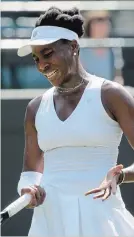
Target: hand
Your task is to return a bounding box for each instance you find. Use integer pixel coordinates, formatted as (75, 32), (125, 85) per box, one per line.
(21, 185), (46, 208)
(85, 164), (123, 201)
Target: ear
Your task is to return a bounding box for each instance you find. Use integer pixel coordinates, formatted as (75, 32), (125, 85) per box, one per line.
(70, 40), (79, 56)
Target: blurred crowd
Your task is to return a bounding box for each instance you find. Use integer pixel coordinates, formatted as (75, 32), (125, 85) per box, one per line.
(1, 8), (134, 89)
(80, 10), (124, 85)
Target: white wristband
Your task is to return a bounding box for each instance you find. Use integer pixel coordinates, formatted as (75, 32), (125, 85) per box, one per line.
(17, 171), (42, 196)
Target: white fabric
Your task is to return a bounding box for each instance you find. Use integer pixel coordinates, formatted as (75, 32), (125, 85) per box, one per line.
(17, 171), (42, 196)
(28, 75), (134, 236)
(17, 26), (79, 57)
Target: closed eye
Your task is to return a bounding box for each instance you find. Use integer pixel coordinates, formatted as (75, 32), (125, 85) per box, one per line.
(43, 51), (53, 58)
(32, 50), (53, 63)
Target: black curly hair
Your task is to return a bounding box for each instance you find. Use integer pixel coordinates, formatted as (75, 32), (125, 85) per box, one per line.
(35, 7), (84, 38)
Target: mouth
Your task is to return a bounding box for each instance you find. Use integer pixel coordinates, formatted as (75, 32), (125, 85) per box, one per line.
(44, 70), (58, 80)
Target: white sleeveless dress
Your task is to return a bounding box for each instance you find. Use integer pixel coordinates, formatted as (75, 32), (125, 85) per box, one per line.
(28, 75), (134, 236)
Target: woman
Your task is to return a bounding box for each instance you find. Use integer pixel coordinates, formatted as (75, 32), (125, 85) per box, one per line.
(17, 7), (134, 236)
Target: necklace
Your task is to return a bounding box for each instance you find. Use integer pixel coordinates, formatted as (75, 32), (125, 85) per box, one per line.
(56, 78), (85, 94)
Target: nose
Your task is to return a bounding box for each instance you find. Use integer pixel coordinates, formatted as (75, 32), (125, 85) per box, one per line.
(38, 59), (50, 73)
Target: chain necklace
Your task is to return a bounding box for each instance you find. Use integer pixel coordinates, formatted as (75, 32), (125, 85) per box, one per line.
(56, 78), (85, 94)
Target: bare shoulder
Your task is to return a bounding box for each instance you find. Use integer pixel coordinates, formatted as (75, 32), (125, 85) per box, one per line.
(25, 95), (43, 124)
(101, 80), (134, 125)
(27, 95), (43, 114)
(101, 80), (134, 149)
(102, 80), (134, 107)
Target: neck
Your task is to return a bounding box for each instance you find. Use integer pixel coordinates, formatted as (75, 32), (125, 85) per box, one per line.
(56, 64), (89, 94)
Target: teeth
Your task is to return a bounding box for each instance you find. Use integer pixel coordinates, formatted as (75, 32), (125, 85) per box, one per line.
(46, 70), (57, 78)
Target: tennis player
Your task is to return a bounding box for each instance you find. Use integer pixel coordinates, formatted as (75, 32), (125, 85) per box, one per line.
(17, 7), (134, 236)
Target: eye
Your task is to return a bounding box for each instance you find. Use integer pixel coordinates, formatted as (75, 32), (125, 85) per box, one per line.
(43, 51), (53, 58)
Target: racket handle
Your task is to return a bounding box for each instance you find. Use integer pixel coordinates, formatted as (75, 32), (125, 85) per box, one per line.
(4, 194), (31, 217)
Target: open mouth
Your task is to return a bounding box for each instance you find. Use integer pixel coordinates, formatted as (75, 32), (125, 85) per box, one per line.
(45, 70), (58, 79)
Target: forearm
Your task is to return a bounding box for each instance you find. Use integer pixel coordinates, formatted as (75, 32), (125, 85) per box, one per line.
(22, 152), (44, 173)
(122, 164), (134, 183)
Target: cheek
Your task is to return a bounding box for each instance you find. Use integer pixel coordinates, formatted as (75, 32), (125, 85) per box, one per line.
(52, 49), (73, 73)
(63, 51), (73, 68)
(54, 54), (69, 70)
(52, 55), (63, 66)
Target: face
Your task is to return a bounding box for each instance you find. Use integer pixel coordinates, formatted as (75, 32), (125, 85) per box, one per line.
(90, 17), (111, 38)
(32, 40), (77, 87)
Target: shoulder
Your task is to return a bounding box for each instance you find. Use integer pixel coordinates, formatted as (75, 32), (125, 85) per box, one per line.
(101, 80), (134, 117)
(25, 87), (54, 123)
(102, 80), (134, 102)
(25, 94), (43, 124)
(27, 95), (42, 115)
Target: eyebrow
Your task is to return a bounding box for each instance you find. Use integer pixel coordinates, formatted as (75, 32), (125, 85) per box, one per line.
(32, 47), (52, 58)
(40, 47), (52, 54)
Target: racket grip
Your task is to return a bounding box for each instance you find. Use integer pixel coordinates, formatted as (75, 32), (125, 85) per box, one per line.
(4, 194), (32, 217)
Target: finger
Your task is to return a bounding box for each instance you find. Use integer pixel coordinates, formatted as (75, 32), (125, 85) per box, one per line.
(117, 164), (124, 169)
(36, 187), (46, 205)
(39, 188), (46, 204)
(21, 187), (32, 195)
(34, 186), (46, 205)
(85, 179), (112, 196)
(21, 187), (38, 207)
(29, 195), (38, 207)
(35, 187), (41, 200)
(39, 192), (46, 205)
(93, 192), (105, 199)
(107, 165), (123, 179)
(27, 200), (37, 208)
(21, 187), (36, 200)
(27, 194), (37, 208)
(34, 185), (45, 197)
(113, 171), (121, 177)
(27, 186), (38, 207)
(29, 198), (37, 207)
(99, 180), (112, 189)
(112, 164), (123, 171)
(102, 188), (111, 201)
(85, 188), (102, 196)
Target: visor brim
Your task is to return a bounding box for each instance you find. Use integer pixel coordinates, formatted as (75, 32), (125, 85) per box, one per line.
(17, 39), (59, 57)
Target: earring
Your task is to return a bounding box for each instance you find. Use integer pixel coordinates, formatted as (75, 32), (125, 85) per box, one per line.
(74, 52), (77, 56)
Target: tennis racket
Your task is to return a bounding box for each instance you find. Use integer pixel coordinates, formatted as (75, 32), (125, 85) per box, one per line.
(0, 194), (31, 226)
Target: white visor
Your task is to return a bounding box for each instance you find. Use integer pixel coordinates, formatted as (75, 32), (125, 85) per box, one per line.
(17, 26), (79, 57)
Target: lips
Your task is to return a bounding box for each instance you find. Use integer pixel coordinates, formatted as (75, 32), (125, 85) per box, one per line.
(45, 70), (58, 79)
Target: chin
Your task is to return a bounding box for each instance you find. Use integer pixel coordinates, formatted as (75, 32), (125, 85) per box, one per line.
(49, 77), (63, 87)
(46, 71), (63, 87)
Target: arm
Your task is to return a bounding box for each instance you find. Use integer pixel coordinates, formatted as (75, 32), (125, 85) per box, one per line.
(18, 96), (46, 207)
(85, 82), (134, 199)
(23, 97), (43, 172)
(104, 82), (134, 183)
